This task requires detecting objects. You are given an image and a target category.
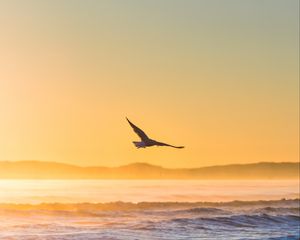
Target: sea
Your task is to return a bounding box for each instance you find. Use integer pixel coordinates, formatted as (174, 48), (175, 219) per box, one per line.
(0, 180), (299, 240)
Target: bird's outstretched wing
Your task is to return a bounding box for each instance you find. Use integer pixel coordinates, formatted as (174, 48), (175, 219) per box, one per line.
(154, 141), (184, 149)
(126, 118), (149, 141)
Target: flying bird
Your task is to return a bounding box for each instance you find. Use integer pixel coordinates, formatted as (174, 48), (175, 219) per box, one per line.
(126, 118), (184, 149)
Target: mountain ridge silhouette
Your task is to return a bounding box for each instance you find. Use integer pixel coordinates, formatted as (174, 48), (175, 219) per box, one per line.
(0, 161), (298, 179)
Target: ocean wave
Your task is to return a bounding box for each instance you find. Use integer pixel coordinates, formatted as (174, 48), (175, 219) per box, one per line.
(1, 209), (299, 240)
(254, 207), (300, 215)
(165, 213), (300, 229)
(265, 236), (300, 240)
(0, 198), (298, 212)
(171, 207), (230, 215)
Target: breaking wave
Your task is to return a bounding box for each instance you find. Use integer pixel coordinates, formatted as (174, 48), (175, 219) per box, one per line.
(0, 199), (299, 240)
(0, 198), (298, 211)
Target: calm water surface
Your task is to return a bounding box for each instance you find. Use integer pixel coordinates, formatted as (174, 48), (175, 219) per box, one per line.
(0, 180), (298, 203)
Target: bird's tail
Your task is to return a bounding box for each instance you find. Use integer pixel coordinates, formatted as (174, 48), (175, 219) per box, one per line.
(133, 141), (146, 148)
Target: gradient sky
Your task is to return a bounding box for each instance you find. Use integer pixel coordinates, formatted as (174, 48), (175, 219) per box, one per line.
(0, 0), (299, 168)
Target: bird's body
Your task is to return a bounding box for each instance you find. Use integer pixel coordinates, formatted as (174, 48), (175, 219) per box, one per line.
(126, 118), (184, 149)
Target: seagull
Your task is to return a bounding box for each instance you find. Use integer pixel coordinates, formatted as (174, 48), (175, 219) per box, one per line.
(126, 118), (184, 149)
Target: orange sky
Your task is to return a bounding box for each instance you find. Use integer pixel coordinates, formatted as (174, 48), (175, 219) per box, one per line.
(0, 1), (299, 168)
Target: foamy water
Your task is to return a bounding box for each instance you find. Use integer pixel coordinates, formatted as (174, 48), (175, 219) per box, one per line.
(0, 180), (299, 240)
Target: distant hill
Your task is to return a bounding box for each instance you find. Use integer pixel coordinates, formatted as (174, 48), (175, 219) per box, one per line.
(0, 161), (298, 179)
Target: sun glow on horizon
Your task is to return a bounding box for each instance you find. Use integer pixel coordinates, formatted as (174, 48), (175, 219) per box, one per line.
(0, 0), (299, 168)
